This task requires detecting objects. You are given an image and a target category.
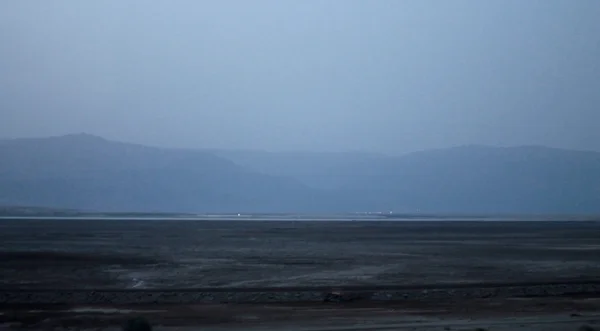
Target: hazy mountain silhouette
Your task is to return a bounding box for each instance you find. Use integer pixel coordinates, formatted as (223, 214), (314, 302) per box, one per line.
(1, 134), (599, 214)
(211, 149), (388, 190)
(216, 145), (600, 214)
(0, 134), (327, 212)
(338, 145), (600, 213)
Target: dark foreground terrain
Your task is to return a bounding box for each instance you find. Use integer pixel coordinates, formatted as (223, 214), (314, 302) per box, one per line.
(2, 296), (600, 331)
(1, 218), (600, 330)
(1, 219), (599, 289)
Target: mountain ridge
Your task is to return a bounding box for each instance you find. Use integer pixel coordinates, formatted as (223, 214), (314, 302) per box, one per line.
(0, 134), (330, 213)
(1, 134), (599, 214)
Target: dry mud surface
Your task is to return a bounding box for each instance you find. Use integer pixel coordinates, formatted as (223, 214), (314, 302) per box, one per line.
(1, 219), (599, 289)
(2, 296), (600, 331)
(1, 218), (600, 330)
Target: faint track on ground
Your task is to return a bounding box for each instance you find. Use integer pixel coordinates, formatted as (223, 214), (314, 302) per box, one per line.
(1, 280), (600, 304)
(2, 279), (599, 292)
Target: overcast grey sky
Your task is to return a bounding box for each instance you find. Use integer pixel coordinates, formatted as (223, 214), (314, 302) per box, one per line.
(1, 1), (599, 154)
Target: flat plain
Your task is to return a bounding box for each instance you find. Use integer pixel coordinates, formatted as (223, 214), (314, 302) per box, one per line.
(2, 218), (600, 331)
(1, 218), (599, 289)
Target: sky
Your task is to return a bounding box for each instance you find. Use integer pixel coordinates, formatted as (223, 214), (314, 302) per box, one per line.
(1, 1), (599, 154)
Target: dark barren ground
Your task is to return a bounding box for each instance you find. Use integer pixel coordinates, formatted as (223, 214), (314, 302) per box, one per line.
(1, 218), (599, 289)
(1, 218), (600, 330)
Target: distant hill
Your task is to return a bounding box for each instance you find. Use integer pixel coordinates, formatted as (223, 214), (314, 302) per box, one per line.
(214, 145), (600, 214)
(0, 134), (329, 213)
(335, 145), (600, 214)
(211, 149), (388, 190)
(1, 134), (599, 214)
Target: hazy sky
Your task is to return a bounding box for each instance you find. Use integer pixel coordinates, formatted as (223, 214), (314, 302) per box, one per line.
(1, 1), (599, 154)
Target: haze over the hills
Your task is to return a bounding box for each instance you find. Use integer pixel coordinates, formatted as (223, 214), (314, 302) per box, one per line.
(2, 1), (600, 154)
(1, 134), (599, 214)
(2, 2), (599, 213)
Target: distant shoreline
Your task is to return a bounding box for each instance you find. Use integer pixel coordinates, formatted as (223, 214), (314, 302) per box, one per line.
(1, 206), (598, 221)
(0, 215), (597, 222)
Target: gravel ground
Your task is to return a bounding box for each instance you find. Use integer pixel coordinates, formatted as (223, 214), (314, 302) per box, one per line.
(2, 296), (600, 331)
(2, 282), (600, 304)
